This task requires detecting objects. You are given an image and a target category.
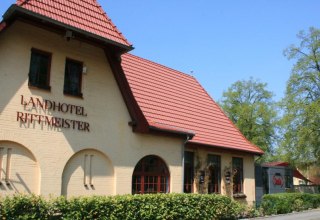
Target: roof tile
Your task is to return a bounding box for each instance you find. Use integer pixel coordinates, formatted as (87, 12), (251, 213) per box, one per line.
(15, 0), (131, 47)
(122, 53), (264, 155)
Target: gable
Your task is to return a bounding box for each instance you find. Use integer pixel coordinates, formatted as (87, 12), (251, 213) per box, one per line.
(2, 0), (132, 52)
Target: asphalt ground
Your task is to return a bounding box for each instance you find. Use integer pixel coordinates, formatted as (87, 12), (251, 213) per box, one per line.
(242, 209), (320, 220)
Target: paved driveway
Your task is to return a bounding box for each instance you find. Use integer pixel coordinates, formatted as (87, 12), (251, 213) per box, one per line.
(243, 209), (320, 220)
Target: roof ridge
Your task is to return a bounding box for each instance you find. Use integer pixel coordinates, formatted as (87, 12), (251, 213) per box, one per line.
(25, 1), (119, 37)
(14, 0), (132, 48)
(124, 62), (199, 87)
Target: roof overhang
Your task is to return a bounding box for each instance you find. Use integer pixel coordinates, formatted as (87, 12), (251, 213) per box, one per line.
(148, 122), (195, 139)
(186, 141), (264, 156)
(2, 4), (133, 54)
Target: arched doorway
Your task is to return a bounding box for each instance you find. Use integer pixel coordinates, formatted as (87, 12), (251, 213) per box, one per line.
(132, 155), (170, 194)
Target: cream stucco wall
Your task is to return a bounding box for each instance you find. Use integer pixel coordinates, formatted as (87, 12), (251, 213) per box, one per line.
(0, 21), (184, 196)
(0, 20), (257, 203)
(0, 141), (40, 195)
(186, 148), (256, 205)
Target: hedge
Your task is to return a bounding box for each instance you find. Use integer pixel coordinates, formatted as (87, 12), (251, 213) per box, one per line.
(0, 193), (246, 220)
(260, 193), (320, 215)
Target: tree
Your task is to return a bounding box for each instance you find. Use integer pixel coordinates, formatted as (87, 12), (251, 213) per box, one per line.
(219, 78), (278, 160)
(280, 27), (320, 167)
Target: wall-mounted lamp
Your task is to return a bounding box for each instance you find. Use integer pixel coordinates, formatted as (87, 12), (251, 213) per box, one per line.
(65, 30), (74, 41)
(82, 66), (87, 74)
(225, 171), (231, 184)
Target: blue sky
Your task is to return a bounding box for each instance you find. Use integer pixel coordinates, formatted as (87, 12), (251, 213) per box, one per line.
(1, 0), (320, 101)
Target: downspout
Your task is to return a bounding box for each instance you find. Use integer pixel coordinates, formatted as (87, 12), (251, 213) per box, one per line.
(182, 135), (192, 192)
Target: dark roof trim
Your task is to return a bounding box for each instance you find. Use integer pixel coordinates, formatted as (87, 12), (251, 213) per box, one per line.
(0, 22), (6, 32)
(105, 51), (150, 133)
(186, 141), (264, 156)
(3, 4), (133, 54)
(106, 52), (195, 139)
(149, 124), (195, 139)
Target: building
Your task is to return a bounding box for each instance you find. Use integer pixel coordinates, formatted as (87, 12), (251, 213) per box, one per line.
(0, 0), (263, 204)
(255, 162), (294, 205)
(261, 162), (310, 186)
(255, 162), (316, 203)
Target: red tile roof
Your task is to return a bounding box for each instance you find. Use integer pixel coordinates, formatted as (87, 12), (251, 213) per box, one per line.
(2, 1), (261, 154)
(263, 161), (289, 167)
(15, 0), (131, 47)
(122, 53), (264, 155)
(309, 177), (320, 185)
(294, 170), (311, 182)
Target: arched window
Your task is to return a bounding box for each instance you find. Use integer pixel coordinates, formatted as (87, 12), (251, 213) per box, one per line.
(132, 155), (170, 194)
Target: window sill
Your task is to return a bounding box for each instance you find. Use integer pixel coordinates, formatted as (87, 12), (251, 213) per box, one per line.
(233, 193), (247, 199)
(28, 84), (51, 92)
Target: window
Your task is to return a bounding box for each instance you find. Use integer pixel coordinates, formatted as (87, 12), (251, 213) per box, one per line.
(285, 168), (293, 189)
(207, 154), (221, 193)
(184, 151), (194, 193)
(132, 155), (169, 194)
(64, 58), (83, 97)
(232, 157), (243, 194)
(28, 48), (51, 89)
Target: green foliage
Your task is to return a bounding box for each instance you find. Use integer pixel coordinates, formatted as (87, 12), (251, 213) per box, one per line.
(260, 193), (320, 215)
(280, 27), (320, 167)
(0, 193), (246, 220)
(1, 194), (51, 219)
(219, 77), (278, 160)
(12, 193), (320, 219)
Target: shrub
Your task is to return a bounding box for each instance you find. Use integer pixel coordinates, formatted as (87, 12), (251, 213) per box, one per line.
(260, 193), (320, 215)
(0, 193), (246, 220)
(1, 194), (50, 219)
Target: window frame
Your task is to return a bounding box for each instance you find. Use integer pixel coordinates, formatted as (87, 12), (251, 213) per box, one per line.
(284, 168), (293, 189)
(132, 155), (170, 194)
(207, 154), (221, 194)
(28, 48), (52, 90)
(232, 157), (244, 194)
(183, 151), (194, 193)
(63, 58), (83, 97)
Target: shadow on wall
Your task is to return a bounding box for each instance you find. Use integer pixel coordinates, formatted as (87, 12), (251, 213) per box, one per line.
(0, 20), (118, 155)
(0, 141), (40, 195)
(0, 21), (183, 197)
(0, 22), (29, 115)
(61, 148), (114, 197)
(1, 20), (184, 168)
